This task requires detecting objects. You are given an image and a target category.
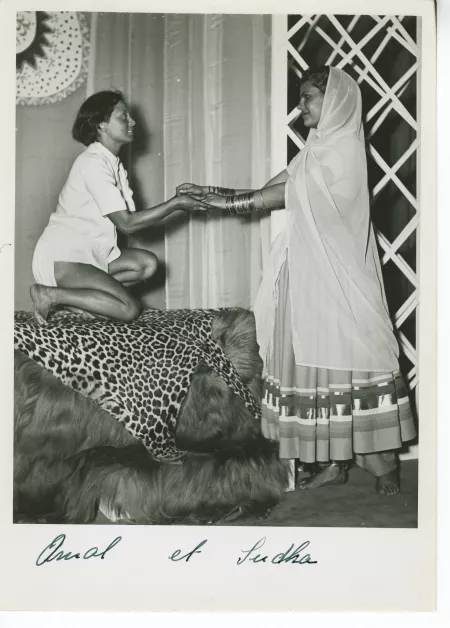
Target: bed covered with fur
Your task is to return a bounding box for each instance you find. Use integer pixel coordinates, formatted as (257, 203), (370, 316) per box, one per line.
(14, 307), (288, 525)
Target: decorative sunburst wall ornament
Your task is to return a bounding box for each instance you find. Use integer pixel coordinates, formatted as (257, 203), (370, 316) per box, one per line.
(16, 11), (90, 106)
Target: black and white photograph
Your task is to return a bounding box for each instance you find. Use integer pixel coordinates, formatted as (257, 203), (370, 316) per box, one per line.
(12, 8), (422, 527)
(0, 0), (438, 615)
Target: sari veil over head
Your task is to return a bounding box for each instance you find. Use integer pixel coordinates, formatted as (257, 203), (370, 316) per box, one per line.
(254, 66), (399, 372)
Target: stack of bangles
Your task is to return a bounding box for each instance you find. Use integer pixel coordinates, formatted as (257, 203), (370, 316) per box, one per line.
(207, 186), (266, 216)
(225, 190), (265, 216)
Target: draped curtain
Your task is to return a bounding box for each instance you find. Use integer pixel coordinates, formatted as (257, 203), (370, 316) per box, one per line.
(88, 12), (167, 309)
(162, 14), (272, 309)
(87, 12), (272, 310)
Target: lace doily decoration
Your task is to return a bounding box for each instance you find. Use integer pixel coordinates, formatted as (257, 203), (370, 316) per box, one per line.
(16, 11), (90, 106)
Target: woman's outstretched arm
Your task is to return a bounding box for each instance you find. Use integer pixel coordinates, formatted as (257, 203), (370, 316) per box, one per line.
(176, 169), (289, 199)
(263, 169), (289, 187)
(107, 194), (211, 235)
(200, 182), (286, 215)
(82, 156), (212, 236)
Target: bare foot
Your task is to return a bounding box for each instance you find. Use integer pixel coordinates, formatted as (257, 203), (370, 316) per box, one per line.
(297, 462), (316, 478)
(298, 463), (348, 490)
(376, 469), (400, 496)
(30, 284), (55, 326)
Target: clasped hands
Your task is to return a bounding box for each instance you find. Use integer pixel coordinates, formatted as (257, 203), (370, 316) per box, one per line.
(175, 183), (226, 214)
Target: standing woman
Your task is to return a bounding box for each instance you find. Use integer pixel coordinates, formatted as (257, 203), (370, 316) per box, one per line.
(177, 66), (416, 495)
(31, 90), (208, 325)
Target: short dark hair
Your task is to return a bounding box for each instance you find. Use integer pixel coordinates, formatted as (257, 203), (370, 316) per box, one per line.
(301, 65), (330, 93)
(72, 90), (125, 146)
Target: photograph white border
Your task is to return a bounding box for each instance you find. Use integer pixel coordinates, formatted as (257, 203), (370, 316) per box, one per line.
(0, 0), (440, 615)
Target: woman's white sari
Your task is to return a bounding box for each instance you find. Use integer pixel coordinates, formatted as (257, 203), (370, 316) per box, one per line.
(254, 67), (399, 373)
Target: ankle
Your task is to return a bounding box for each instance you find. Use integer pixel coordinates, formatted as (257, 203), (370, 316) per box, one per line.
(31, 283), (55, 301)
(324, 461), (347, 469)
(46, 286), (60, 307)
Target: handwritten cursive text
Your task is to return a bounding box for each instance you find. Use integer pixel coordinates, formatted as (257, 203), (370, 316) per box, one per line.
(237, 537), (318, 565)
(168, 539), (208, 562)
(36, 534), (122, 566)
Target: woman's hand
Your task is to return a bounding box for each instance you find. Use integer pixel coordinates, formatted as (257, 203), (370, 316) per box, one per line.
(175, 194), (212, 214)
(200, 193), (227, 211)
(176, 183), (207, 199)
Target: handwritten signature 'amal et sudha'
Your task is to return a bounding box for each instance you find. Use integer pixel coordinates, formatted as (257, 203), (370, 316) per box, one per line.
(36, 534), (317, 566)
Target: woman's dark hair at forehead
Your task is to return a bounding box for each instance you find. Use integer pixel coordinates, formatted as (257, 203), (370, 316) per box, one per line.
(301, 65), (330, 93)
(72, 90), (125, 146)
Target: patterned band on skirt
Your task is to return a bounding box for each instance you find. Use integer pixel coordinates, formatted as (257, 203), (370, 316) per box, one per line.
(261, 262), (417, 463)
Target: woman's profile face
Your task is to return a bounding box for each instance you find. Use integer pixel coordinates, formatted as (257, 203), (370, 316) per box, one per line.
(297, 81), (325, 129)
(99, 101), (136, 145)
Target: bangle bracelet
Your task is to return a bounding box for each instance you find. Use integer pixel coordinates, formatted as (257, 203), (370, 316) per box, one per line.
(226, 196), (236, 216)
(225, 192), (257, 215)
(209, 185), (237, 196)
(258, 190), (266, 210)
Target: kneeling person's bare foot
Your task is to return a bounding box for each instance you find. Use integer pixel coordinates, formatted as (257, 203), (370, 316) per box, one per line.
(298, 462), (348, 490)
(376, 469), (400, 496)
(30, 284), (55, 326)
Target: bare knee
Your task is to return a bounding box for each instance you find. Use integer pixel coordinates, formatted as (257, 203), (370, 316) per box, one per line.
(118, 298), (142, 322)
(140, 251), (158, 281)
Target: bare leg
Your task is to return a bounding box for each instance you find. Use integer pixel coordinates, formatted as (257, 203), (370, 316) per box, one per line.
(109, 248), (158, 287)
(30, 248), (158, 325)
(297, 461), (348, 490)
(30, 262), (142, 325)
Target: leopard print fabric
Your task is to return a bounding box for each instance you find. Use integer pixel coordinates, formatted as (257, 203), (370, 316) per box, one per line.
(14, 309), (262, 462)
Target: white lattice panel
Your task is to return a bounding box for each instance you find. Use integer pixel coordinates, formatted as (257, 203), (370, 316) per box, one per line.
(271, 14), (420, 393)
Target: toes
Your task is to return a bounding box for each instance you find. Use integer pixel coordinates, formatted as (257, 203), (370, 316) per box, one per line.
(377, 481), (399, 496)
(377, 482), (386, 495)
(33, 311), (48, 326)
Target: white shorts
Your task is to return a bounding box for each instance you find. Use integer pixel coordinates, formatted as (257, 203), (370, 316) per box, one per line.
(32, 231), (121, 287)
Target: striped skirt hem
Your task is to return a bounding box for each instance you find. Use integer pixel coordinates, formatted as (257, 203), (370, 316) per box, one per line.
(261, 261), (417, 463)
